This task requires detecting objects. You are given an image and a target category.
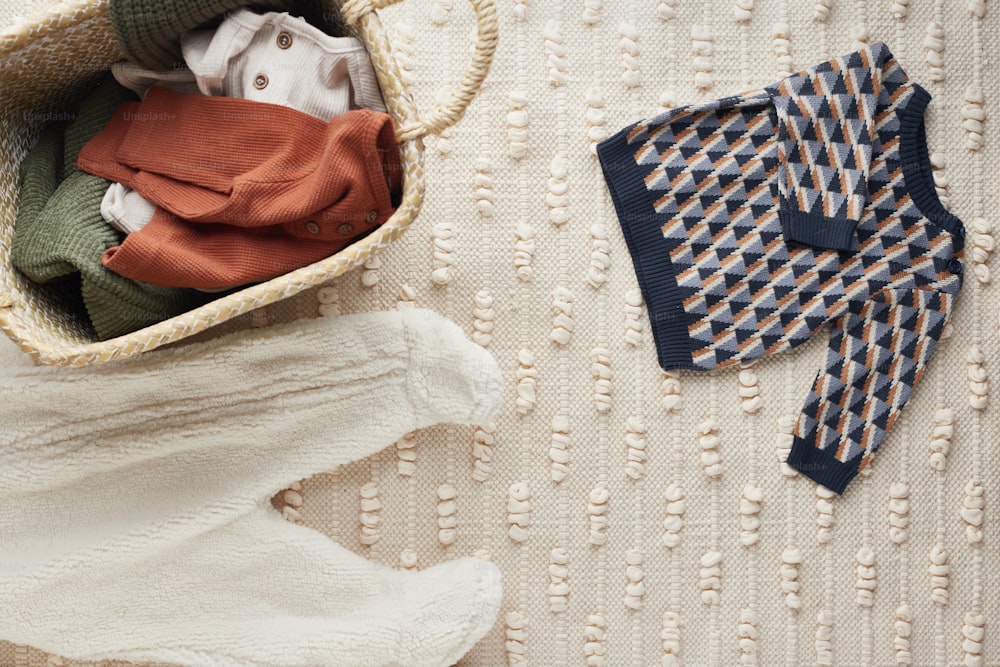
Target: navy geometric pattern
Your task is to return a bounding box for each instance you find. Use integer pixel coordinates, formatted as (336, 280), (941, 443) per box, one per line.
(770, 47), (882, 238)
(597, 44), (965, 494)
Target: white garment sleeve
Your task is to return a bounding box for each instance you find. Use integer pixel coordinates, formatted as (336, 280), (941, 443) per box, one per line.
(100, 182), (157, 234)
(111, 60), (202, 99)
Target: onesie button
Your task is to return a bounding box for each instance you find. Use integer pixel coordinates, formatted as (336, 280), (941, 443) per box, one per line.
(337, 223), (355, 236)
(305, 221), (321, 235)
(253, 73), (269, 89)
(947, 259), (963, 274)
(365, 210), (378, 224)
(277, 31), (293, 49)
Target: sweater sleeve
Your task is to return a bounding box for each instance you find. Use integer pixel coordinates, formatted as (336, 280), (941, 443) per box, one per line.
(767, 43), (895, 252)
(785, 285), (955, 494)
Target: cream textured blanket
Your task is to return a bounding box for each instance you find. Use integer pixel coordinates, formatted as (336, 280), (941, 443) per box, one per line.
(1, 0), (998, 665)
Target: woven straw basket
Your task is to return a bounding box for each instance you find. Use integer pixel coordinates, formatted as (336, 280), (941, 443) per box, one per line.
(0, 0), (497, 366)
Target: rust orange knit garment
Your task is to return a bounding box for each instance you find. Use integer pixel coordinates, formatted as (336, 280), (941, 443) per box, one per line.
(76, 86), (401, 289)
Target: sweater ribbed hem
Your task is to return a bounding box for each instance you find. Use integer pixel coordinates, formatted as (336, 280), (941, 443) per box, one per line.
(779, 207), (859, 251)
(597, 126), (696, 371)
(897, 84), (965, 251)
(785, 436), (860, 495)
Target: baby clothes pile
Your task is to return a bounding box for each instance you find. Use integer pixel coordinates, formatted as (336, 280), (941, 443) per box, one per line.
(11, 3), (400, 339)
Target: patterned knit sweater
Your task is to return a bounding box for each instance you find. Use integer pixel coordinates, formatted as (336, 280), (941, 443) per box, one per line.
(597, 43), (964, 494)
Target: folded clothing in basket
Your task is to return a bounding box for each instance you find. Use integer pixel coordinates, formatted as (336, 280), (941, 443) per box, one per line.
(109, 0), (348, 70)
(182, 8), (386, 116)
(110, 8), (384, 125)
(77, 87), (401, 290)
(103, 8), (388, 237)
(10, 76), (205, 341)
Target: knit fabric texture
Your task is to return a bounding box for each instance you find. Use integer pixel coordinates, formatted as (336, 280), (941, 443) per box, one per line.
(76, 88), (401, 289)
(111, 9), (385, 115)
(9, 75), (204, 340)
(182, 9), (386, 116)
(597, 43), (964, 494)
(108, 0), (348, 70)
(0, 308), (504, 667)
(111, 60), (203, 99)
(102, 9), (387, 239)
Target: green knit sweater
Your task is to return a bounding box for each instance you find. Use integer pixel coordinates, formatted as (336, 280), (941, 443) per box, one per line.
(11, 75), (205, 341)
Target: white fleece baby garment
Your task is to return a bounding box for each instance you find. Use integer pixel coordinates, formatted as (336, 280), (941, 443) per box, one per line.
(0, 308), (504, 667)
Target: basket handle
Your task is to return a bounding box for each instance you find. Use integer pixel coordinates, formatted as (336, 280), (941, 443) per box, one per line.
(342, 0), (498, 141)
